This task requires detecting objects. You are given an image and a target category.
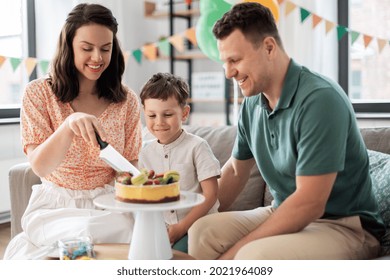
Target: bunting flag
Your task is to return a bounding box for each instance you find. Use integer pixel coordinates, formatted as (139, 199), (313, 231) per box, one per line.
(39, 60), (50, 74)
(185, 27), (197, 47)
(377, 38), (387, 53)
(143, 44), (158, 61)
(25, 57), (37, 77)
(312, 14), (322, 29)
(285, 1), (296, 16)
(9, 57), (22, 72)
(157, 39), (170, 57)
(363, 34), (373, 48)
(0, 56), (6, 68)
(350, 31), (360, 44)
(337, 25), (349, 41)
(300, 8), (310, 23)
(123, 51), (130, 65)
(132, 49), (142, 64)
(169, 34), (185, 53)
(325, 20), (336, 35)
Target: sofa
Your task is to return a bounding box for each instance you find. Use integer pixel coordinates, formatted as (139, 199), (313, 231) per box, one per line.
(8, 125), (390, 259)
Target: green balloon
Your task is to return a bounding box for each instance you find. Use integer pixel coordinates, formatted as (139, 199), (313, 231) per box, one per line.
(196, 0), (232, 62)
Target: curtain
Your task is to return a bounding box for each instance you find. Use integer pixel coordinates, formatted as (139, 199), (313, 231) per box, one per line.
(278, 0), (338, 81)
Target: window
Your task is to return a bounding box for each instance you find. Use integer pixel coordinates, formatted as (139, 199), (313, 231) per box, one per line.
(0, 0), (34, 119)
(339, 0), (390, 114)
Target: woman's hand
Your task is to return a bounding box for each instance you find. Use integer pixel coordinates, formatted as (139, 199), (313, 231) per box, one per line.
(66, 112), (107, 147)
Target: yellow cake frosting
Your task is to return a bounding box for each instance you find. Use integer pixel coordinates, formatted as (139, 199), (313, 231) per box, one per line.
(115, 181), (180, 203)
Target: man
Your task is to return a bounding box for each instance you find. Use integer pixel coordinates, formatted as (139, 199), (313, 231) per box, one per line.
(188, 2), (385, 260)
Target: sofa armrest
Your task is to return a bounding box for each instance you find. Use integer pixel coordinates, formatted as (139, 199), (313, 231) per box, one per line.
(8, 162), (41, 238)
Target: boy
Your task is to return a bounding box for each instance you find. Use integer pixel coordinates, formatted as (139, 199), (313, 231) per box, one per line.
(139, 72), (220, 253)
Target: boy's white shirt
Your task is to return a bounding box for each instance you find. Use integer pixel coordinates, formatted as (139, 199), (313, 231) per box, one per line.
(139, 129), (221, 224)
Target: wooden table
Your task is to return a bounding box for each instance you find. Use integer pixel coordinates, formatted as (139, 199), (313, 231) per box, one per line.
(93, 243), (195, 260)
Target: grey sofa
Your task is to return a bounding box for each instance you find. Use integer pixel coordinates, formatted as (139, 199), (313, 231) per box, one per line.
(8, 125), (390, 259)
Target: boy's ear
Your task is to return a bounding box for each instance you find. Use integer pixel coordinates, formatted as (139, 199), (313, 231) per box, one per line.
(182, 105), (191, 121)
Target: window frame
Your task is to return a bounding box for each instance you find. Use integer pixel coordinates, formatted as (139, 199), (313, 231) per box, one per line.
(0, 0), (36, 121)
(338, 0), (390, 116)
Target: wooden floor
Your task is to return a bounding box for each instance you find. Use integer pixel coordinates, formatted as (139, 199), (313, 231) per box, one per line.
(0, 222), (11, 259)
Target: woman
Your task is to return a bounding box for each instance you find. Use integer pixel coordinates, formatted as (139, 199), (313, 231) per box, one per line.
(4, 3), (142, 259)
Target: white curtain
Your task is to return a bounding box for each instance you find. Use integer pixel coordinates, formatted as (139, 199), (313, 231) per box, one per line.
(278, 0), (338, 81)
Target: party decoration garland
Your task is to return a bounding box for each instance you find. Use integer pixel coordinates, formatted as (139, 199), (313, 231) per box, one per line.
(1, 0), (389, 79)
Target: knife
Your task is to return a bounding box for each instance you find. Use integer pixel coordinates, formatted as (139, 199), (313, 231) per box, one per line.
(95, 132), (141, 175)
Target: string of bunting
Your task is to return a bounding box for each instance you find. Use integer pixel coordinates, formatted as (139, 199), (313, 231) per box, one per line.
(1, 0), (389, 78)
(280, 0), (390, 52)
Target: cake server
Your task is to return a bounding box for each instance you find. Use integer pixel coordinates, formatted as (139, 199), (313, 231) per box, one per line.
(95, 132), (141, 175)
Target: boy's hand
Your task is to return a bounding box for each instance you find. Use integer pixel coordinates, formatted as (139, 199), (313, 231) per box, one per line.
(167, 223), (186, 245)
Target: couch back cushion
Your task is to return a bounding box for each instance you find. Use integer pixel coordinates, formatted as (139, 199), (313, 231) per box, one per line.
(183, 126), (266, 211)
(360, 127), (390, 155)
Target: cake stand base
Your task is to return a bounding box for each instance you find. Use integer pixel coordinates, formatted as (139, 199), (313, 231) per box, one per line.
(129, 211), (172, 260)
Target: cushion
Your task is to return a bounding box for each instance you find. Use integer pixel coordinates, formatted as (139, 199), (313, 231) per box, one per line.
(183, 126), (266, 211)
(367, 149), (390, 256)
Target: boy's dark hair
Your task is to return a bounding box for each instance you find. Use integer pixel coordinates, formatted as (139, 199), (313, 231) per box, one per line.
(213, 2), (283, 49)
(48, 3), (126, 103)
(140, 73), (189, 107)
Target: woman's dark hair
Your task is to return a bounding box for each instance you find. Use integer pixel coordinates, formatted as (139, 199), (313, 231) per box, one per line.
(48, 3), (126, 103)
(213, 2), (283, 49)
(140, 73), (189, 107)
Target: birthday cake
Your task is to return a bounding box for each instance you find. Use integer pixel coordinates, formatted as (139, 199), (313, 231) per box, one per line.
(115, 169), (180, 203)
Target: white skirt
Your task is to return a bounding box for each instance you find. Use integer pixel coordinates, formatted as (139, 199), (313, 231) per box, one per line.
(4, 180), (134, 260)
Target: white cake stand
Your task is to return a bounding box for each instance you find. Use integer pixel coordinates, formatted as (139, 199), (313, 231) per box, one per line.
(93, 191), (204, 260)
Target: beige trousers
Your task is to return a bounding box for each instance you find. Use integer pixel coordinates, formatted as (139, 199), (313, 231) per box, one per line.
(188, 206), (380, 260)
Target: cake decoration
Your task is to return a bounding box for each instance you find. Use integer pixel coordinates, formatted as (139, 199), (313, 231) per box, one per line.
(115, 169), (180, 203)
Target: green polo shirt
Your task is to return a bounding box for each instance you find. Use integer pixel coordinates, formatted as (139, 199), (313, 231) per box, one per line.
(233, 59), (385, 239)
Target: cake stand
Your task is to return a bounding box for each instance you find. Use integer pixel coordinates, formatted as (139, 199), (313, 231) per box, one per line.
(93, 191), (204, 260)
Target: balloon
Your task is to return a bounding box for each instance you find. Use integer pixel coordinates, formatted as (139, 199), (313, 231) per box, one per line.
(243, 0), (279, 22)
(196, 0), (232, 62)
(223, 0), (241, 4)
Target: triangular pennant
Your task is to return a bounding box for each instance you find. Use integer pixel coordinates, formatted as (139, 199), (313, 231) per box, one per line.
(363, 34), (373, 48)
(9, 57), (22, 72)
(0, 56), (6, 68)
(312, 14), (322, 28)
(157, 39), (170, 57)
(377, 38), (387, 53)
(25, 57), (37, 77)
(285, 1), (296, 16)
(132, 49), (142, 64)
(169, 34), (185, 53)
(123, 51), (130, 64)
(336, 25), (348, 40)
(143, 44), (158, 61)
(300, 8), (311, 23)
(350, 31), (360, 44)
(39, 60), (50, 74)
(185, 27), (197, 47)
(325, 20), (336, 34)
